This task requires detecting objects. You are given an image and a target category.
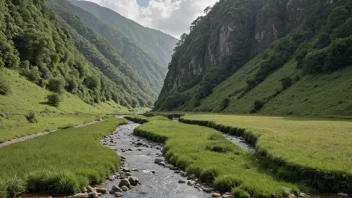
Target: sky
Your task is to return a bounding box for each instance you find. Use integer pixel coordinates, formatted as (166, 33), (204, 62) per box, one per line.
(80, 0), (218, 38)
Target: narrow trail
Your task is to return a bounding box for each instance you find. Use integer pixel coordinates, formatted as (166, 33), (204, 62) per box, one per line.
(99, 121), (209, 198)
(0, 119), (103, 148)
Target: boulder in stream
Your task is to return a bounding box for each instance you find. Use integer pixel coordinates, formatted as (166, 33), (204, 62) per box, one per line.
(111, 185), (122, 192)
(119, 179), (131, 188)
(114, 192), (123, 197)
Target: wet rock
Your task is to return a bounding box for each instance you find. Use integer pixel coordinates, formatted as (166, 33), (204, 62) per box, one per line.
(73, 193), (89, 198)
(288, 194), (296, 198)
(338, 193), (350, 197)
(181, 172), (188, 177)
(187, 180), (195, 186)
(87, 186), (95, 193)
(108, 176), (115, 181)
(114, 192), (123, 197)
(119, 179), (131, 188)
(121, 167), (131, 172)
(299, 192), (310, 198)
(126, 172), (132, 176)
(120, 155), (126, 160)
(158, 161), (166, 166)
(187, 174), (196, 180)
(202, 187), (214, 193)
(96, 188), (108, 194)
(128, 176), (140, 186)
(178, 179), (186, 183)
(121, 186), (129, 191)
(112, 185), (122, 192)
(154, 158), (164, 164)
(222, 192), (235, 198)
(97, 193), (102, 197)
(151, 170), (156, 174)
(212, 193), (221, 197)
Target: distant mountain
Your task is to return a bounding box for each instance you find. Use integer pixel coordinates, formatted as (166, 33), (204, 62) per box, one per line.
(155, 0), (352, 116)
(49, 0), (167, 93)
(70, 0), (178, 68)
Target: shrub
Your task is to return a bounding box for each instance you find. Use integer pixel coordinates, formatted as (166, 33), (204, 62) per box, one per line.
(27, 67), (41, 84)
(0, 79), (10, 95)
(250, 100), (266, 113)
(48, 78), (65, 93)
(4, 177), (26, 197)
(47, 93), (61, 107)
(220, 97), (230, 111)
(25, 112), (38, 123)
(200, 167), (221, 183)
(232, 187), (250, 198)
(280, 77), (293, 90)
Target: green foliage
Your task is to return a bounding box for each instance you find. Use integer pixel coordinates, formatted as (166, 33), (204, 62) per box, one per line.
(280, 77), (293, 90)
(47, 93), (62, 107)
(0, 118), (127, 196)
(25, 112), (38, 123)
(232, 187), (250, 198)
(48, 78), (65, 93)
(0, 79), (10, 95)
(220, 97), (230, 111)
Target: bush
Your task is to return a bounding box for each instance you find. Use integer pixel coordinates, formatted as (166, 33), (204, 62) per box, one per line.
(250, 100), (266, 113)
(232, 187), (250, 198)
(27, 67), (41, 84)
(47, 93), (61, 107)
(48, 78), (65, 93)
(280, 77), (293, 90)
(25, 112), (38, 123)
(3, 177), (26, 198)
(0, 79), (10, 95)
(220, 97), (230, 111)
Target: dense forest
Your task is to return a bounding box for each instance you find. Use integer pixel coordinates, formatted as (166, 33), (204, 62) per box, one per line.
(155, 0), (352, 116)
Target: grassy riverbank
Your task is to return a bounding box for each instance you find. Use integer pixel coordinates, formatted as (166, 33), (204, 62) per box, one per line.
(180, 114), (352, 192)
(134, 119), (299, 198)
(0, 118), (127, 197)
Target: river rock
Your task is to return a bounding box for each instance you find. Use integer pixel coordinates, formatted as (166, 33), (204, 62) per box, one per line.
(338, 193), (350, 197)
(88, 192), (98, 198)
(202, 186), (214, 193)
(178, 179), (186, 183)
(299, 192), (310, 198)
(222, 192), (235, 198)
(128, 176), (140, 186)
(121, 167), (131, 172)
(154, 158), (164, 164)
(96, 188), (108, 194)
(187, 180), (195, 186)
(108, 176), (115, 181)
(126, 172), (132, 176)
(87, 186), (95, 193)
(73, 193), (89, 198)
(119, 179), (131, 188)
(158, 161), (166, 166)
(187, 174), (196, 180)
(121, 186), (129, 191)
(114, 192), (123, 197)
(112, 185), (122, 192)
(212, 193), (221, 197)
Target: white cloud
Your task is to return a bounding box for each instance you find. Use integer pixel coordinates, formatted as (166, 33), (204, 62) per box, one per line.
(81, 0), (218, 38)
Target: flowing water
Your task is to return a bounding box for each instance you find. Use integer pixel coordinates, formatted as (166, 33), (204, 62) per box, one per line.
(99, 121), (208, 198)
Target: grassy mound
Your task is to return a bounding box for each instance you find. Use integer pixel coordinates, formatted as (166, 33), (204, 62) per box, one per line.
(134, 120), (299, 198)
(180, 114), (352, 192)
(0, 118), (127, 197)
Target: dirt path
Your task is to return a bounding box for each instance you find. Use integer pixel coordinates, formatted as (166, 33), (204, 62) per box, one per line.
(0, 119), (103, 148)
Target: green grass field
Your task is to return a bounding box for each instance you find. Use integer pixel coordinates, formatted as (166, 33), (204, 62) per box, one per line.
(0, 113), (103, 143)
(134, 119), (299, 198)
(180, 114), (352, 192)
(0, 118), (127, 197)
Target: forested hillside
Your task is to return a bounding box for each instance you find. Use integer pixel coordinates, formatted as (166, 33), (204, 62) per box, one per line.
(48, 0), (167, 93)
(0, 0), (174, 111)
(70, 0), (178, 68)
(155, 0), (352, 116)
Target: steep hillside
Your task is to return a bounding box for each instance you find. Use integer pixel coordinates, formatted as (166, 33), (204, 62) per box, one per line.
(49, 0), (166, 93)
(155, 0), (352, 116)
(70, 0), (178, 68)
(0, 0), (155, 110)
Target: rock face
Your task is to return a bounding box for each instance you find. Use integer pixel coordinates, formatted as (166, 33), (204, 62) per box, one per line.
(154, 0), (323, 111)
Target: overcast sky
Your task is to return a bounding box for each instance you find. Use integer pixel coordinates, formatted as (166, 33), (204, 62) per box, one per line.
(80, 0), (218, 38)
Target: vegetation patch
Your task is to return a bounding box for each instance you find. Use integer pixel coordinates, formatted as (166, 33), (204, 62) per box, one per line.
(134, 120), (299, 197)
(0, 118), (127, 196)
(180, 114), (352, 192)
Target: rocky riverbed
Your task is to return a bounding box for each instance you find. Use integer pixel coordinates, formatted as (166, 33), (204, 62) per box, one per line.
(98, 121), (210, 198)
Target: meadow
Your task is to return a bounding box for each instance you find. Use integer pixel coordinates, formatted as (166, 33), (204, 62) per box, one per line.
(0, 118), (127, 197)
(0, 113), (103, 143)
(134, 119), (299, 198)
(180, 114), (352, 192)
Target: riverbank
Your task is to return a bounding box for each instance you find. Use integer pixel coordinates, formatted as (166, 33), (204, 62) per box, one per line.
(0, 118), (127, 197)
(180, 114), (352, 193)
(132, 119), (299, 198)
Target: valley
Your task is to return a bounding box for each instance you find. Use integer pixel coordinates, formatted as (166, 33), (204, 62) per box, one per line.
(0, 0), (351, 197)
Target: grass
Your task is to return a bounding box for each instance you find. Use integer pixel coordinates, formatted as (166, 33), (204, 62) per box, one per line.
(134, 119), (299, 198)
(0, 113), (102, 143)
(0, 68), (129, 114)
(180, 114), (352, 192)
(0, 118), (127, 197)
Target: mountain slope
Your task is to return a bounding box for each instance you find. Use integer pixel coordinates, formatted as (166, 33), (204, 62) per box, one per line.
(47, 0), (158, 107)
(155, 0), (352, 116)
(51, 0), (166, 93)
(70, 0), (178, 67)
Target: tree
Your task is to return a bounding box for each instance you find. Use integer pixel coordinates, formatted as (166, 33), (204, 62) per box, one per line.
(280, 77), (293, 90)
(47, 93), (61, 107)
(204, 6), (212, 14)
(48, 77), (65, 93)
(0, 79), (10, 95)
